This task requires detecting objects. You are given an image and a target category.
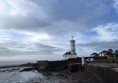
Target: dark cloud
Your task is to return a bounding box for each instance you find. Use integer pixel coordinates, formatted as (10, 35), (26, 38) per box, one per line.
(0, 0), (114, 35)
(0, 0), (118, 61)
(36, 44), (61, 51)
(0, 42), (62, 57)
(78, 40), (118, 51)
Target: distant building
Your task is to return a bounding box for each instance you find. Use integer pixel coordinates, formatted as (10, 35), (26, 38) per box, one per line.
(63, 36), (78, 60)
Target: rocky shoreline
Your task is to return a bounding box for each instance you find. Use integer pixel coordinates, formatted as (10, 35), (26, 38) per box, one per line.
(19, 70), (101, 83)
(0, 66), (101, 83)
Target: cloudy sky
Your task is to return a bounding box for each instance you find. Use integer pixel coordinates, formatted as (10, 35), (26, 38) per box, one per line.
(0, 0), (118, 62)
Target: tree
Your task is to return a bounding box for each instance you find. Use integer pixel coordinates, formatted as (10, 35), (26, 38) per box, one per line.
(108, 49), (113, 53)
(107, 49), (114, 58)
(114, 50), (118, 58)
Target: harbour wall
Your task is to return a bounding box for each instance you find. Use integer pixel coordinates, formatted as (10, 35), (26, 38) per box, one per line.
(35, 58), (82, 71)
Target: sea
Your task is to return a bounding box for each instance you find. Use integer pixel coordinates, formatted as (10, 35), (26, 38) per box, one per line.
(0, 61), (41, 83)
(0, 60), (63, 83)
(0, 67), (42, 83)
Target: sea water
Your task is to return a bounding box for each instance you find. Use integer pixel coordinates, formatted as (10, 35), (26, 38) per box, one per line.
(0, 72), (16, 83)
(0, 68), (43, 83)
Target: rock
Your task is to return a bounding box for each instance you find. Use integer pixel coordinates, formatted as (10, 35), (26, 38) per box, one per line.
(20, 68), (33, 72)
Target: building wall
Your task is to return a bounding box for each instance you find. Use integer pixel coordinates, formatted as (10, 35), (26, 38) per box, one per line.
(63, 54), (77, 60)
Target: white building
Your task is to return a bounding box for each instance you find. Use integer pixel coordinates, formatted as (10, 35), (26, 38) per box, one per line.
(63, 36), (78, 60)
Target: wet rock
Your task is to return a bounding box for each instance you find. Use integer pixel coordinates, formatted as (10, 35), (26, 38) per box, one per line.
(20, 68), (33, 72)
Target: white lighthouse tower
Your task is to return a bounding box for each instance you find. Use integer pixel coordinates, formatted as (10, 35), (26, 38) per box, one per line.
(70, 36), (76, 54)
(63, 36), (78, 60)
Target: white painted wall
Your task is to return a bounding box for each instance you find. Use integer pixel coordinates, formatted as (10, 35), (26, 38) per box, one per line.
(63, 54), (77, 60)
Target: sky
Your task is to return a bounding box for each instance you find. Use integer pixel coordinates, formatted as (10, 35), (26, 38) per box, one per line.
(0, 0), (118, 62)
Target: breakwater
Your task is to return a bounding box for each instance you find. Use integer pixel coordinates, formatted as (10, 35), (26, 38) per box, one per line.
(35, 58), (82, 71)
(0, 63), (35, 68)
